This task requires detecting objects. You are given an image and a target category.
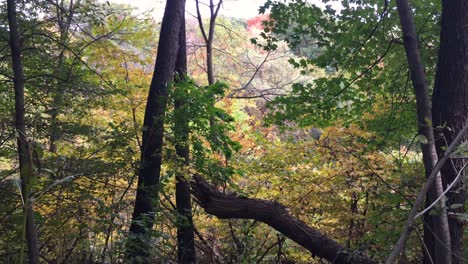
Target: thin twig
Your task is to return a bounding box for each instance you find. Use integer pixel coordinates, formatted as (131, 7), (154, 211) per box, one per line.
(415, 162), (467, 218)
(386, 122), (468, 263)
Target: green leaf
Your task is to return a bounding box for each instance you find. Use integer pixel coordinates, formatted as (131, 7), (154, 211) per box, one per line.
(424, 117), (432, 127)
(450, 204), (463, 209)
(418, 135), (428, 144)
(11, 179), (22, 193)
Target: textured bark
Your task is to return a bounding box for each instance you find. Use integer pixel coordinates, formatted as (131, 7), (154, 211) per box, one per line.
(125, 0), (185, 262)
(7, 0), (40, 263)
(394, 0), (451, 263)
(430, 1), (468, 263)
(191, 175), (376, 264)
(174, 8), (196, 264)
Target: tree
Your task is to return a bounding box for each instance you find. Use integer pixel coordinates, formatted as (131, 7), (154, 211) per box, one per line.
(386, 1), (468, 263)
(430, 1), (467, 263)
(394, 0), (450, 262)
(174, 8), (197, 264)
(195, 0), (222, 86)
(125, 0), (186, 262)
(6, 0), (40, 263)
(47, 0), (74, 153)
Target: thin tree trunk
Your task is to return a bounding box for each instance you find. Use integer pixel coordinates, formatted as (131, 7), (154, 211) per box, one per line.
(386, 123), (468, 264)
(392, 0), (451, 262)
(431, 1), (468, 263)
(48, 51), (64, 153)
(125, 0), (185, 262)
(7, 0), (40, 263)
(174, 7), (196, 263)
(49, 0), (74, 153)
(195, 0), (222, 86)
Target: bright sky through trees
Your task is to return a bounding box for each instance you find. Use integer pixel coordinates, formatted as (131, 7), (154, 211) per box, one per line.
(107, 0), (267, 19)
(106, 0), (342, 19)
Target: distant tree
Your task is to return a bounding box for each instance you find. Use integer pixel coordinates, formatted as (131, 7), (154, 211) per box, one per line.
(195, 0), (222, 86)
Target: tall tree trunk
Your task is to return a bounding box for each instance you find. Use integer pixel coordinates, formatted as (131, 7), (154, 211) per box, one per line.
(174, 7), (196, 264)
(6, 0), (40, 263)
(431, 1), (468, 263)
(125, 0), (185, 262)
(395, 0), (451, 263)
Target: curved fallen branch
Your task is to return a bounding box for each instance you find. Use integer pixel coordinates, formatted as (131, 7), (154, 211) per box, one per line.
(191, 175), (376, 264)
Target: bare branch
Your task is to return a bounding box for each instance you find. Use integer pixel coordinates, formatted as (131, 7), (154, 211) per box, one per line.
(416, 162), (468, 219)
(386, 122), (468, 263)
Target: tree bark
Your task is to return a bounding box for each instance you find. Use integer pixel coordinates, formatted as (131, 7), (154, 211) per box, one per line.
(191, 175), (376, 264)
(174, 7), (196, 264)
(392, 0), (451, 262)
(7, 0), (40, 263)
(125, 0), (185, 262)
(431, 1), (468, 263)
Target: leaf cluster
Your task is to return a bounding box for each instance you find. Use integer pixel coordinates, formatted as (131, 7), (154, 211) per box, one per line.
(167, 78), (241, 185)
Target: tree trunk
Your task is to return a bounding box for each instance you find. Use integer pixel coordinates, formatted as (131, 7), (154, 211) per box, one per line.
(6, 0), (40, 263)
(395, 0), (451, 263)
(49, 0), (74, 153)
(431, 1), (468, 263)
(125, 0), (185, 262)
(191, 175), (376, 264)
(195, 0), (222, 86)
(174, 7), (196, 264)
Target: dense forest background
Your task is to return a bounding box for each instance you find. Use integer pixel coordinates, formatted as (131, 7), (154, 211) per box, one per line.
(0, 0), (466, 263)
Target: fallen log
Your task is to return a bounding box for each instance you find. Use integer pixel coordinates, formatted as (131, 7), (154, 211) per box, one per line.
(191, 175), (377, 264)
